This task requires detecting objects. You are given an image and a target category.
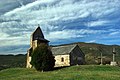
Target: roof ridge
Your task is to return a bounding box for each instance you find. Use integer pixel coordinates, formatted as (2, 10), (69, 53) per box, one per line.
(52, 44), (77, 48)
(51, 44), (78, 55)
(68, 44), (77, 53)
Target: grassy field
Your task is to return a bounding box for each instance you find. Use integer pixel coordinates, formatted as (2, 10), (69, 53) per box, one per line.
(0, 65), (120, 80)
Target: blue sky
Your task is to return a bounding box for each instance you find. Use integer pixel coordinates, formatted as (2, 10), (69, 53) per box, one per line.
(0, 0), (120, 54)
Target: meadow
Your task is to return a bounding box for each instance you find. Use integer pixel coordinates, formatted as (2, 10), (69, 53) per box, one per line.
(0, 65), (120, 80)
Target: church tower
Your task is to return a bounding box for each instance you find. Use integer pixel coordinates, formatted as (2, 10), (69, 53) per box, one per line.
(26, 25), (49, 68)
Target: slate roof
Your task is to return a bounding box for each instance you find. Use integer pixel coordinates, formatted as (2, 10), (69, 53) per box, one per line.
(31, 26), (49, 42)
(51, 44), (77, 55)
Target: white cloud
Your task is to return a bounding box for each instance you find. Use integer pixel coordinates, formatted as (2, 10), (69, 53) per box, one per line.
(46, 30), (84, 41)
(0, 0), (120, 48)
(109, 32), (119, 36)
(87, 20), (110, 27)
(87, 40), (96, 43)
(45, 29), (106, 41)
(0, 32), (9, 38)
(0, 36), (29, 46)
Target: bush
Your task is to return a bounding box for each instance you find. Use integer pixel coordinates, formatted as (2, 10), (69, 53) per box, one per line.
(85, 53), (97, 64)
(30, 44), (55, 71)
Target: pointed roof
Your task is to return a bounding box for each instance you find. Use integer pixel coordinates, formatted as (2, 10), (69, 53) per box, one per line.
(31, 25), (49, 42)
(33, 26), (44, 38)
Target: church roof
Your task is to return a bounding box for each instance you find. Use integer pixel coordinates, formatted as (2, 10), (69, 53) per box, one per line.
(32, 27), (44, 39)
(51, 44), (77, 55)
(31, 26), (49, 42)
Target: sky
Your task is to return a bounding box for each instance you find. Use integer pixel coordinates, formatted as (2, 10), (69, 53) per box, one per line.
(0, 0), (120, 54)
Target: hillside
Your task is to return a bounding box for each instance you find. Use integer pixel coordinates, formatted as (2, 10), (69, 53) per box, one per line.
(0, 54), (26, 70)
(77, 42), (120, 64)
(0, 65), (120, 80)
(0, 42), (120, 70)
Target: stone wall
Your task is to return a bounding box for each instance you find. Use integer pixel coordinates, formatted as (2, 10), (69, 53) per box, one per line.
(54, 54), (70, 67)
(26, 54), (32, 68)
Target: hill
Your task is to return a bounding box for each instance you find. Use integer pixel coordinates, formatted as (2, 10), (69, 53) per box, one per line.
(0, 42), (120, 70)
(77, 42), (120, 64)
(0, 65), (120, 80)
(0, 54), (26, 70)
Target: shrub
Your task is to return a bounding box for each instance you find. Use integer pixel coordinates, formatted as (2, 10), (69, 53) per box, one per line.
(30, 44), (55, 71)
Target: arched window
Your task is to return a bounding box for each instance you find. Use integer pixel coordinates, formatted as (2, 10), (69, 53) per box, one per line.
(61, 57), (64, 62)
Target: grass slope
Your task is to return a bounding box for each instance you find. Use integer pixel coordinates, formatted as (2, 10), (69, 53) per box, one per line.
(0, 65), (120, 80)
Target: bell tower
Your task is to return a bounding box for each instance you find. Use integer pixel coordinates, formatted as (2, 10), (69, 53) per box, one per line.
(26, 25), (49, 68)
(30, 24), (49, 50)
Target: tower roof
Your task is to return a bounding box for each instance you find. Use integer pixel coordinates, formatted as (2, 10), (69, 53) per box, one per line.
(31, 25), (49, 42)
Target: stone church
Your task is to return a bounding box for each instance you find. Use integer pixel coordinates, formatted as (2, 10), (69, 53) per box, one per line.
(26, 25), (85, 68)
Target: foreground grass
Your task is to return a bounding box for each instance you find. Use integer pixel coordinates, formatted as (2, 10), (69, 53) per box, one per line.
(0, 65), (120, 80)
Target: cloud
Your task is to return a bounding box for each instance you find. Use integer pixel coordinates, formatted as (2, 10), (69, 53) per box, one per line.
(87, 20), (110, 27)
(0, 36), (29, 46)
(109, 32), (120, 36)
(0, 0), (35, 15)
(0, 0), (120, 54)
(0, 45), (29, 54)
(87, 40), (96, 43)
(45, 29), (107, 42)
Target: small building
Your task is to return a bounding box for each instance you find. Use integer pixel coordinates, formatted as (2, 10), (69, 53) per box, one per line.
(51, 44), (85, 67)
(26, 26), (85, 68)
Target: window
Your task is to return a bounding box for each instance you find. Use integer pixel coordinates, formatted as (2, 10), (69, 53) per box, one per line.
(61, 57), (64, 62)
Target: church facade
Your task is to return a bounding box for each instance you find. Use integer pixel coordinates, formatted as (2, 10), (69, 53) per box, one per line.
(26, 26), (85, 68)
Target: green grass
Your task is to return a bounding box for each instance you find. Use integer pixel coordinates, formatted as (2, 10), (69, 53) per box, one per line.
(0, 65), (120, 80)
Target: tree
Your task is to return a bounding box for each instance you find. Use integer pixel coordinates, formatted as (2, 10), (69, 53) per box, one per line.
(30, 44), (55, 71)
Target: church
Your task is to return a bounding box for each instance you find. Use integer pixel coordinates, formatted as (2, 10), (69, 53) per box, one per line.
(26, 25), (85, 68)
